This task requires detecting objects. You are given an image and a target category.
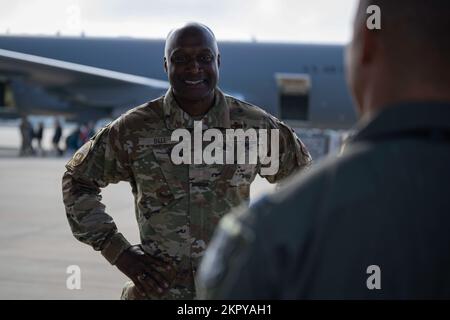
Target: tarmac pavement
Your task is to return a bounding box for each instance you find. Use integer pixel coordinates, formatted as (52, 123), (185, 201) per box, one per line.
(0, 153), (275, 299)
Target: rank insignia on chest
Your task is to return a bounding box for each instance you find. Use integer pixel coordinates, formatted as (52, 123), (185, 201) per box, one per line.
(139, 136), (176, 146)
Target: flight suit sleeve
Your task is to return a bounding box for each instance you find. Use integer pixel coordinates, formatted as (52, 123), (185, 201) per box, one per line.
(62, 118), (132, 265)
(197, 199), (278, 299)
(259, 117), (312, 184)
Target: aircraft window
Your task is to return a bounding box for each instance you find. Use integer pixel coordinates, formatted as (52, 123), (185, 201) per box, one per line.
(0, 81), (16, 108)
(275, 73), (311, 121)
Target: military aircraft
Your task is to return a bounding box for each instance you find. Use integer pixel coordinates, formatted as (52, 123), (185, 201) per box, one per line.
(0, 35), (355, 129)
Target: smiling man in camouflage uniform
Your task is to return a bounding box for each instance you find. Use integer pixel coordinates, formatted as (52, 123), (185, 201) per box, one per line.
(62, 22), (312, 300)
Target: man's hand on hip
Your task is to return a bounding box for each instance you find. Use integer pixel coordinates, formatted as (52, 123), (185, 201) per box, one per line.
(115, 245), (172, 298)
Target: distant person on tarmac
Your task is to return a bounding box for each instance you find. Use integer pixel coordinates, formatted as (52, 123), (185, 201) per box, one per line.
(52, 118), (63, 156)
(65, 125), (82, 154)
(34, 122), (45, 157)
(79, 121), (96, 144)
(19, 116), (34, 156)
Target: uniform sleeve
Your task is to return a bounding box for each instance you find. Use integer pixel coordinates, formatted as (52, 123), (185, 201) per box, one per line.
(197, 199), (280, 299)
(62, 118), (132, 264)
(259, 117), (312, 184)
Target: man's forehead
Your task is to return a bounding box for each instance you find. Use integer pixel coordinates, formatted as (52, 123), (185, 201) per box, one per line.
(165, 25), (218, 56)
(170, 35), (216, 51)
(171, 46), (215, 56)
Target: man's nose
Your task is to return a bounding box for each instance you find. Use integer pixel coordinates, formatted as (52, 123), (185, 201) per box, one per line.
(186, 59), (201, 73)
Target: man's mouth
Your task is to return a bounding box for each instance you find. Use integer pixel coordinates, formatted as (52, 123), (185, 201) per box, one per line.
(184, 79), (206, 86)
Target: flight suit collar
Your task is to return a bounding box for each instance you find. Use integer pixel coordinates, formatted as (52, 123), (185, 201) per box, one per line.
(352, 102), (450, 143)
(163, 87), (231, 130)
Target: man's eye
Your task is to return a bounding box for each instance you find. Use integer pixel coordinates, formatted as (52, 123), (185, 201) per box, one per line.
(173, 56), (188, 63)
(199, 55), (213, 63)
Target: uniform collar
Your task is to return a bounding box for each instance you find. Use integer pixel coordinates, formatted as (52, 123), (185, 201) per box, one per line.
(163, 87), (231, 130)
(351, 101), (450, 143)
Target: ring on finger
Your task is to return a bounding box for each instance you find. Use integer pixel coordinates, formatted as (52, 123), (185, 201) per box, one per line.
(137, 273), (148, 281)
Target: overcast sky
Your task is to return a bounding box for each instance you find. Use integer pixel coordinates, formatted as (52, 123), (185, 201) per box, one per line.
(0, 0), (358, 43)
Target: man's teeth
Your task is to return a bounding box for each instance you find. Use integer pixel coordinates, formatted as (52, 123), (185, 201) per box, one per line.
(185, 80), (204, 85)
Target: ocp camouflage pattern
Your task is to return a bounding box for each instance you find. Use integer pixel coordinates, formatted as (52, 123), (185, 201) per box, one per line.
(62, 88), (312, 299)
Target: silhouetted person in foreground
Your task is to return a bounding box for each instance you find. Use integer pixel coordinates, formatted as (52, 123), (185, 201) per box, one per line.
(199, 0), (450, 299)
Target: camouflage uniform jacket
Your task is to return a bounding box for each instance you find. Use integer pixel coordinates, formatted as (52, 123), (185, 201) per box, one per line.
(62, 88), (312, 299)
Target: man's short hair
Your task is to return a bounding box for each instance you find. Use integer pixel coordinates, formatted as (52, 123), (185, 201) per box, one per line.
(164, 23), (218, 59)
(358, 0), (450, 80)
(363, 1), (450, 53)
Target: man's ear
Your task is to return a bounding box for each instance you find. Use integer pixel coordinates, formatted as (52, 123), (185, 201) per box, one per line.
(164, 57), (168, 73)
(217, 53), (221, 68)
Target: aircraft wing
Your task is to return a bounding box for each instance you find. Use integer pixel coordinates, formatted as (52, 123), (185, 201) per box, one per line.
(0, 48), (169, 89)
(0, 48), (170, 120)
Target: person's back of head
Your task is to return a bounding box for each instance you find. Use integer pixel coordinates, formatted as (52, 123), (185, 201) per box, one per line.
(346, 0), (450, 120)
